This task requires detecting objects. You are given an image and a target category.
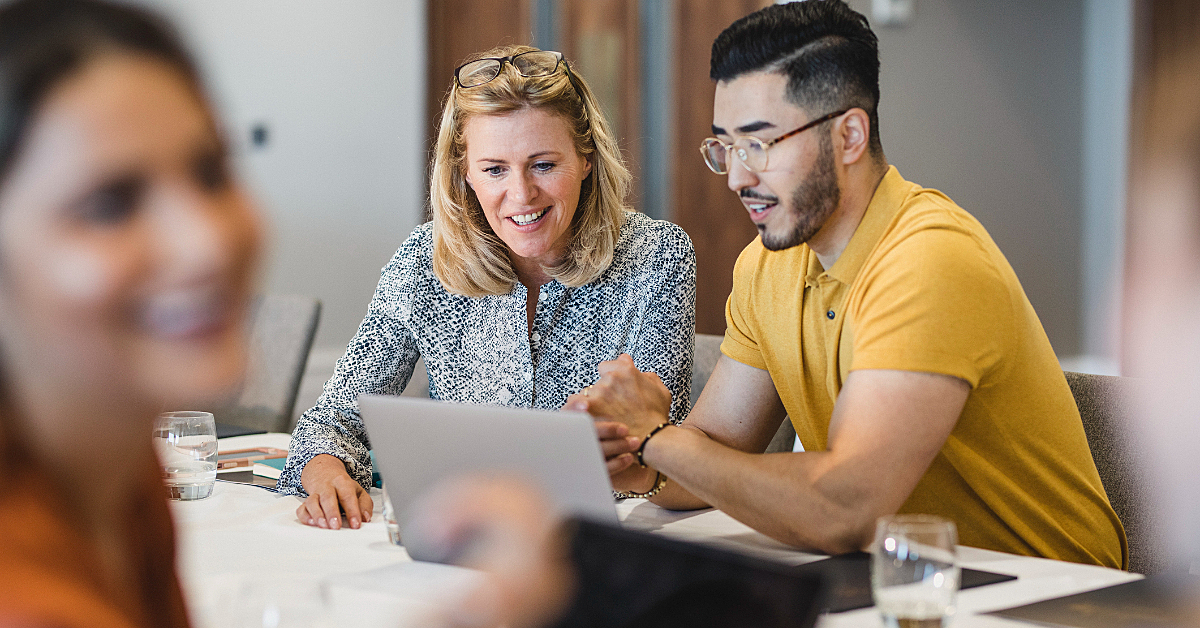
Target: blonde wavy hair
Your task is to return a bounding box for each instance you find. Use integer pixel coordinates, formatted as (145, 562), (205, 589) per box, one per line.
(430, 44), (631, 297)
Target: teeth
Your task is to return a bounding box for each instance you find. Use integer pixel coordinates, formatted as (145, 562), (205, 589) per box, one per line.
(511, 208), (547, 225)
(142, 290), (228, 339)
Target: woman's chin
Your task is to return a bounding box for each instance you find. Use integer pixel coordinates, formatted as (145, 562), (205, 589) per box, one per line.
(135, 338), (249, 409)
(502, 237), (562, 266)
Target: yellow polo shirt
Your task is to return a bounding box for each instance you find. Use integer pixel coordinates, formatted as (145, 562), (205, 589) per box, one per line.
(722, 166), (1126, 569)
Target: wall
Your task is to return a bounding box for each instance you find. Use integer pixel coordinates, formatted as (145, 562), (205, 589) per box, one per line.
(130, 0), (428, 355)
(1081, 0), (1132, 372)
(845, 0), (1087, 356)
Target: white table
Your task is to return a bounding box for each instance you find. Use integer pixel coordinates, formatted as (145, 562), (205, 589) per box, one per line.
(172, 434), (1140, 627)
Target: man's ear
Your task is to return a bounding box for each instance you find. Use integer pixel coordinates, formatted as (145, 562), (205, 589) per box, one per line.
(837, 108), (871, 166)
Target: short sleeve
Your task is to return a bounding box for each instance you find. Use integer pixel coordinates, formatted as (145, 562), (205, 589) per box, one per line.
(847, 228), (1013, 388)
(721, 241), (768, 370)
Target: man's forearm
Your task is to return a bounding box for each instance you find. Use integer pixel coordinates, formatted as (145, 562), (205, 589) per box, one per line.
(645, 470), (710, 511)
(642, 425), (876, 554)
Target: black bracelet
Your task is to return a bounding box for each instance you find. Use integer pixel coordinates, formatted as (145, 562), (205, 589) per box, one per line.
(635, 422), (672, 468)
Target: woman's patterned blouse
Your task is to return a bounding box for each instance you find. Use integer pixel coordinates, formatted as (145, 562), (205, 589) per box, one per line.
(278, 212), (696, 495)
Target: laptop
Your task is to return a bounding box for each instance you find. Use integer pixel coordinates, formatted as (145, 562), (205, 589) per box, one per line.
(359, 394), (619, 558)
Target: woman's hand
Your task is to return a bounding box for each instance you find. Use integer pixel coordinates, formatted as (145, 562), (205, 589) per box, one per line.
(296, 454), (373, 529)
(563, 394), (640, 476)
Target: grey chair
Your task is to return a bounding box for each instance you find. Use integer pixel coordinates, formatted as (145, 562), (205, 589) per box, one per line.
(1064, 370), (1166, 574)
(402, 356), (430, 398)
(210, 294), (322, 434)
(692, 333), (797, 454)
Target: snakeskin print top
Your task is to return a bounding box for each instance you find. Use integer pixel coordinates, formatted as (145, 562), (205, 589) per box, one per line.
(278, 212), (696, 494)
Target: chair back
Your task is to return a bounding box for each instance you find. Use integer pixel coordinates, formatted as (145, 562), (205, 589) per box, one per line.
(692, 333), (796, 454)
(212, 294), (321, 433)
(1064, 370), (1166, 574)
(691, 333), (724, 409)
(402, 357), (430, 398)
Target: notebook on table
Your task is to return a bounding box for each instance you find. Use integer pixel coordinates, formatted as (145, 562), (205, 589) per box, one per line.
(793, 551), (1017, 613)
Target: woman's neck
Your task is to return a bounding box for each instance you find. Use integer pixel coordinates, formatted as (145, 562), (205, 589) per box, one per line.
(512, 258), (552, 291)
(6, 378), (159, 542)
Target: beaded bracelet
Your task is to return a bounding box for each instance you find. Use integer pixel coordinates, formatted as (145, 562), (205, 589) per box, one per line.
(635, 422), (672, 468)
(613, 472), (668, 500)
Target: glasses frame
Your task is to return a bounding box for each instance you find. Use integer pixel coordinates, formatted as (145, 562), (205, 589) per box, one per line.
(454, 50), (570, 89)
(699, 109), (849, 175)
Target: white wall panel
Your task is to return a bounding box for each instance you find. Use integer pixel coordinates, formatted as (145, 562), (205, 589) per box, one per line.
(131, 0), (427, 353)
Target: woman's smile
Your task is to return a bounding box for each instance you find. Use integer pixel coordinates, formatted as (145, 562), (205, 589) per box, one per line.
(509, 206), (549, 226)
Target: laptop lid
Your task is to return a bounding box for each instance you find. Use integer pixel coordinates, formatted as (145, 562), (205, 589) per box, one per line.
(359, 394), (619, 554)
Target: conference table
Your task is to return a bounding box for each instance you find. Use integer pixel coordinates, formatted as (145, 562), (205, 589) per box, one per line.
(172, 433), (1139, 627)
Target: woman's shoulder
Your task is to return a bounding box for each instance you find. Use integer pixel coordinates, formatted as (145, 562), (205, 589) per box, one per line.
(614, 211), (694, 263)
(371, 222), (446, 310)
(596, 212), (694, 288)
(381, 222), (436, 277)
(0, 466), (187, 628)
(388, 221), (434, 263)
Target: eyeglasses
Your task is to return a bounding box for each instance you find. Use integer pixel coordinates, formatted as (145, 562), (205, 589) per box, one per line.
(455, 50), (570, 89)
(699, 109), (847, 174)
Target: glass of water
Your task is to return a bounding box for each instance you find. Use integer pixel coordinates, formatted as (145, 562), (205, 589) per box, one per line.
(381, 481), (402, 546)
(154, 411), (217, 500)
(871, 514), (960, 628)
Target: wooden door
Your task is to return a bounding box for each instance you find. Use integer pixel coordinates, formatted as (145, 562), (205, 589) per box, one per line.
(671, 0), (773, 336)
(559, 0), (642, 209)
(426, 0), (533, 150)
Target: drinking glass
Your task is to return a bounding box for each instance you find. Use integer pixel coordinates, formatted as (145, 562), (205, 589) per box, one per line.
(871, 514), (960, 628)
(154, 411), (217, 500)
(381, 481), (402, 545)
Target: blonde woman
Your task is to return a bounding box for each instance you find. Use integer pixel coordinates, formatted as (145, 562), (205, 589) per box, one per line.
(281, 46), (696, 529)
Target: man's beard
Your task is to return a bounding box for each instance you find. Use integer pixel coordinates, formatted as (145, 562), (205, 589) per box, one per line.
(759, 133), (841, 252)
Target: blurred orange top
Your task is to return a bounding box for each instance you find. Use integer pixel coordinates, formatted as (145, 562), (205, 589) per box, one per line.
(0, 454), (190, 628)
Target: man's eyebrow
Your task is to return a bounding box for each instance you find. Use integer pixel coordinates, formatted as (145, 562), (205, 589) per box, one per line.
(711, 121), (777, 136)
(736, 120), (776, 134)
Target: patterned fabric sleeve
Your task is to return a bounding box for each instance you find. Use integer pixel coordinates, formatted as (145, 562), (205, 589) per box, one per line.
(628, 222), (697, 424)
(277, 230), (427, 495)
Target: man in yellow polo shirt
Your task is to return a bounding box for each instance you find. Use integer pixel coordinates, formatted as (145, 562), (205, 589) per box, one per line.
(573, 0), (1126, 568)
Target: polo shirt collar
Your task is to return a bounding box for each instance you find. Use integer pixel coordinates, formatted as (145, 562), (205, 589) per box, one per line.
(822, 165), (910, 286)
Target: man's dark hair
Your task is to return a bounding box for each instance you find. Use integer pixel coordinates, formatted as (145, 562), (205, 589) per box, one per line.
(711, 0), (882, 156)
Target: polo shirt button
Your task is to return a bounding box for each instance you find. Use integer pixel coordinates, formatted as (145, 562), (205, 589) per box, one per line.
(826, 310), (835, 320)
(532, 331), (541, 342)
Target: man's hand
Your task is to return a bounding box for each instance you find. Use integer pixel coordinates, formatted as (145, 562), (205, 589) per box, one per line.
(566, 354), (672, 437)
(296, 453), (373, 529)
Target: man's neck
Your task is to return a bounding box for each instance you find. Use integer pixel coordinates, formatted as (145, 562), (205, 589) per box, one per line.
(808, 159), (889, 271)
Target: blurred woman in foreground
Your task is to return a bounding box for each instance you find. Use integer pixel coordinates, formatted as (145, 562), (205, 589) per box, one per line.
(0, 0), (261, 625)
